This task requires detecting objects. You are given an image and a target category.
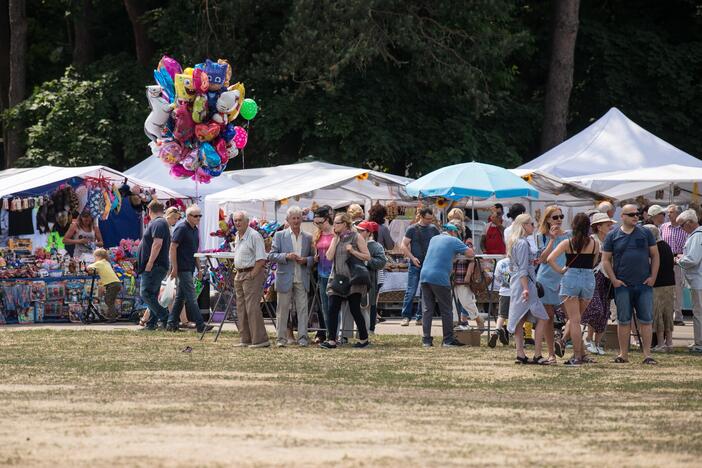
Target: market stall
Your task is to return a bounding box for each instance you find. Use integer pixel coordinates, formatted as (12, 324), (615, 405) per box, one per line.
(0, 165), (188, 325)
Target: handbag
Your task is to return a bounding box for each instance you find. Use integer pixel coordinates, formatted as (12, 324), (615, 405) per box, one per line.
(528, 274), (545, 298)
(330, 274), (351, 295)
(469, 257), (490, 302)
(347, 255), (371, 286)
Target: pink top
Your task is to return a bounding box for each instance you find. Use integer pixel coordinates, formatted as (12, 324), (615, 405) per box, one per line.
(316, 232), (334, 277)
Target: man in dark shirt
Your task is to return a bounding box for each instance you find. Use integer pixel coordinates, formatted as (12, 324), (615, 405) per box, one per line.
(602, 204), (659, 364)
(399, 208), (440, 326)
(166, 205), (208, 333)
(138, 201), (171, 330)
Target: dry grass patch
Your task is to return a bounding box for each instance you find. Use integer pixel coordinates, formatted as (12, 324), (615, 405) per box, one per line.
(0, 329), (700, 466)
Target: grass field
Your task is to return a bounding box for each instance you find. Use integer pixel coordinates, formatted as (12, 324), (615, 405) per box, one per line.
(1, 328), (701, 467)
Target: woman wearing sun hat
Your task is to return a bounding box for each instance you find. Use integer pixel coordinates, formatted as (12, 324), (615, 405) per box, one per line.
(580, 212), (615, 355)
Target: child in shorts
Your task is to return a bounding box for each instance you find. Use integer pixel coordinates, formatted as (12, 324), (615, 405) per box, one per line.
(87, 248), (122, 322)
(488, 257), (511, 347)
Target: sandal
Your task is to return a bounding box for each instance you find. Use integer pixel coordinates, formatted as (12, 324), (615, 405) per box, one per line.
(515, 355), (530, 365)
(554, 339), (565, 358)
(532, 355), (553, 365)
(642, 357), (658, 365)
(581, 355), (597, 364)
(612, 356), (629, 363)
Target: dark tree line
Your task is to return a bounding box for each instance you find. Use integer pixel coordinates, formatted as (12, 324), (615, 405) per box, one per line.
(2, 0), (701, 176)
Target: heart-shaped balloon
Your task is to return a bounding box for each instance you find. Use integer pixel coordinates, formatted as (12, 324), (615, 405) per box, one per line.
(214, 138), (227, 161)
(233, 126), (248, 149)
(199, 142), (221, 167)
(222, 123), (236, 142)
(195, 122), (220, 142)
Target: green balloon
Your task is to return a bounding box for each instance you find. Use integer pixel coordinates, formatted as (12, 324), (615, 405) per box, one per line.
(240, 98), (258, 120)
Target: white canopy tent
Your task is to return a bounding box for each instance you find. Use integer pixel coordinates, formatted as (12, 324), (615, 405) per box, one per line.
(0, 165), (188, 200)
(517, 107), (702, 180)
(203, 162), (412, 250)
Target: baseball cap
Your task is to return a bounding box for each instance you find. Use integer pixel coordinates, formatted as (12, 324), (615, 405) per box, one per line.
(442, 223), (459, 232)
(357, 220), (379, 233)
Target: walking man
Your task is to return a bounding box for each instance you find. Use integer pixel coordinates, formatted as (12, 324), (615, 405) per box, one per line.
(420, 224), (473, 347)
(661, 204), (689, 326)
(137, 200), (171, 330)
(674, 209), (702, 353)
(601, 204), (659, 364)
(232, 211), (270, 348)
(166, 205), (209, 333)
(268, 206), (315, 347)
(399, 208), (440, 326)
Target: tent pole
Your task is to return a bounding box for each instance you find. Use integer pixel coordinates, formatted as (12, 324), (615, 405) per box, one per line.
(471, 197), (475, 248)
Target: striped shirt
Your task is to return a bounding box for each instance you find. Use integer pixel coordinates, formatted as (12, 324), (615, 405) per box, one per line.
(660, 222), (688, 254)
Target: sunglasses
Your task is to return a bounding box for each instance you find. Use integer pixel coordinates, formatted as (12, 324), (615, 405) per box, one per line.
(189, 214), (202, 218)
(551, 215), (565, 220)
(622, 212), (639, 218)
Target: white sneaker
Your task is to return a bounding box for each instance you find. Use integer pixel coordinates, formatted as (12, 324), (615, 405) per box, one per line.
(298, 338), (309, 347)
(586, 341), (598, 354)
(455, 324), (470, 331)
(276, 340), (286, 348)
(400, 318), (410, 327)
(597, 345), (605, 355)
(249, 341), (270, 348)
(652, 344), (666, 353)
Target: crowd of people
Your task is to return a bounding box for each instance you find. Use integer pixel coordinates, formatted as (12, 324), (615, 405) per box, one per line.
(125, 198), (702, 362)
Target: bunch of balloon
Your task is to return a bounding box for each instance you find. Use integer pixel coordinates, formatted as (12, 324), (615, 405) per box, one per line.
(143, 56), (259, 183)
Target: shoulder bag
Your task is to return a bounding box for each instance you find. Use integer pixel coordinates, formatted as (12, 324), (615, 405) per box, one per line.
(346, 234), (371, 286)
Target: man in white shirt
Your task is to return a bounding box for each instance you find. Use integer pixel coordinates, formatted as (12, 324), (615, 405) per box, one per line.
(268, 206), (315, 347)
(232, 210), (269, 348)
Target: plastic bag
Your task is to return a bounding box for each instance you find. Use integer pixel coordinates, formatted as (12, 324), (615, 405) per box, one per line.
(158, 277), (176, 308)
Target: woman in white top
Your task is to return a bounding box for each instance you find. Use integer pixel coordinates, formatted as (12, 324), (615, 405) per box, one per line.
(64, 211), (103, 258)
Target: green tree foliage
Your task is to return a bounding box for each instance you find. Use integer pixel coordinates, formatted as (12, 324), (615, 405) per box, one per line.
(4, 58), (147, 168)
(3, 0), (702, 174)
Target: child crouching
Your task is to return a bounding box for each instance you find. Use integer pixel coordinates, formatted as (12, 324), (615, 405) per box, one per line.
(87, 248), (122, 322)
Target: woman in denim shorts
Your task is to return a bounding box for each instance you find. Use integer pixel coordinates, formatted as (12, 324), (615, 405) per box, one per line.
(548, 213), (598, 366)
(536, 205), (570, 361)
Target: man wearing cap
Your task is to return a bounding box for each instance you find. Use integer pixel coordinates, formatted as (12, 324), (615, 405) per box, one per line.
(661, 204), (689, 326)
(268, 206), (315, 347)
(419, 224), (473, 347)
(648, 205), (666, 228)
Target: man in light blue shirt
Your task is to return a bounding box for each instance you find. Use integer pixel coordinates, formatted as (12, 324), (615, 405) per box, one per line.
(675, 209), (702, 353)
(420, 224), (472, 347)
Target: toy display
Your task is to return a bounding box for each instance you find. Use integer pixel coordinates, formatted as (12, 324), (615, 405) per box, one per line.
(144, 55), (258, 183)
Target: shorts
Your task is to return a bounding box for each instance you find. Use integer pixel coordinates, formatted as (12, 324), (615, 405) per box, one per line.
(560, 268), (595, 300)
(498, 295), (510, 319)
(614, 283), (653, 325)
(540, 282), (561, 306)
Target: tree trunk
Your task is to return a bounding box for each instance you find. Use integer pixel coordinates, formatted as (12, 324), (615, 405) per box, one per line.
(124, 0), (156, 67)
(540, 0), (580, 153)
(6, 0), (27, 168)
(72, 0), (94, 69)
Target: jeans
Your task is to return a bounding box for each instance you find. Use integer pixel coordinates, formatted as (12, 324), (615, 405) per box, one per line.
(614, 283), (653, 325)
(401, 264), (422, 320)
(167, 271), (204, 329)
(317, 276), (329, 338)
(421, 282), (454, 344)
(560, 267), (595, 299)
(327, 293), (367, 341)
(139, 265), (169, 328)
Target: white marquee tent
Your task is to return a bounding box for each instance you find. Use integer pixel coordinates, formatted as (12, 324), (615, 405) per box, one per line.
(517, 107), (702, 181)
(203, 162), (412, 249)
(0, 165), (187, 200)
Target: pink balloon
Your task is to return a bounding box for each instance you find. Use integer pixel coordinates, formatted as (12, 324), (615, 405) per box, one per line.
(233, 126), (248, 149)
(158, 55), (182, 80)
(192, 167), (212, 184)
(158, 140), (183, 165)
(170, 164), (194, 179)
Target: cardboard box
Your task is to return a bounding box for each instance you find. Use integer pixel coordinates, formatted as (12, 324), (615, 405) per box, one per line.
(455, 329), (481, 347)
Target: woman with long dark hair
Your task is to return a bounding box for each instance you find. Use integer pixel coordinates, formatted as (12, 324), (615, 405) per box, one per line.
(368, 203), (395, 250)
(547, 213), (599, 366)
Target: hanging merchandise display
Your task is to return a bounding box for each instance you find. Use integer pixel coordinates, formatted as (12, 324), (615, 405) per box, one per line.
(144, 55), (258, 183)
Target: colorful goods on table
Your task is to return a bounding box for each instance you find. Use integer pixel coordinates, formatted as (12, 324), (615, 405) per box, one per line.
(0, 248), (143, 324)
(208, 208), (282, 252)
(144, 55), (259, 183)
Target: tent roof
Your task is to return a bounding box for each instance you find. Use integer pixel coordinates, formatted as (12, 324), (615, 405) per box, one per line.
(568, 164), (702, 184)
(0, 165), (188, 199)
(517, 107), (702, 179)
(206, 162), (411, 204)
(124, 156), (239, 199)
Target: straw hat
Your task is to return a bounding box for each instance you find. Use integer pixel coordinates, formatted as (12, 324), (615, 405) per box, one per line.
(591, 212), (614, 225)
